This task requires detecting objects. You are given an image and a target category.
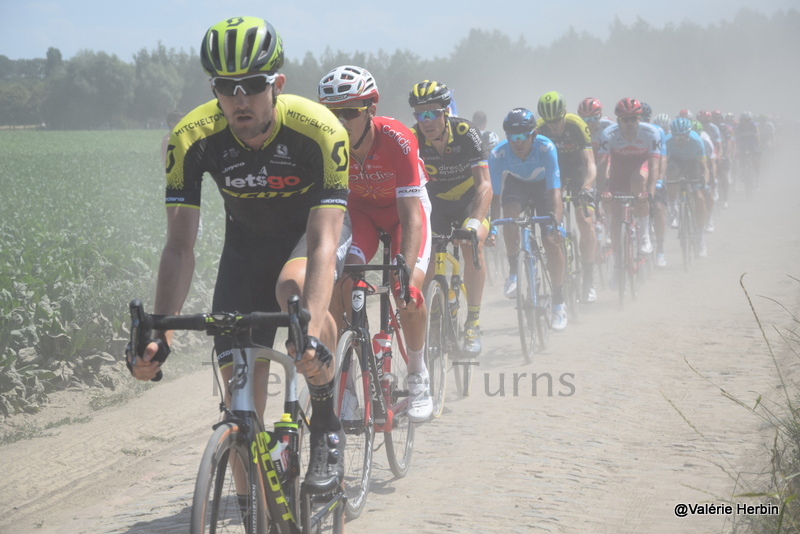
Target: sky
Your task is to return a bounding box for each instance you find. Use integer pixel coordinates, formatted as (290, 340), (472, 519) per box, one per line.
(1, 0), (796, 62)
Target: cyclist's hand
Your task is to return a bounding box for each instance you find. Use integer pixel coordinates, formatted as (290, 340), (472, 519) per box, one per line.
(457, 218), (481, 245)
(636, 191), (650, 202)
(126, 339), (169, 381)
(393, 282), (424, 310)
(291, 336), (334, 381)
(600, 191), (612, 203)
(546, 224), (566, 242)
(579, 188), (595, 204)
(485, 225), (498, 247)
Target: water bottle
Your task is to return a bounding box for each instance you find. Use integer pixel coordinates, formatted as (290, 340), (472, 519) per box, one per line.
(372, 332), (392, 397)
(273, 413), (298, 481)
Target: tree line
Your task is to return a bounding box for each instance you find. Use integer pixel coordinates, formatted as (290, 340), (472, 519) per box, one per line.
(0, 8), (797, 131)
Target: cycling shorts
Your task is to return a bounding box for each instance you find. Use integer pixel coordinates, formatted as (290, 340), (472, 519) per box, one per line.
(429, 194), (489, 236)
(667, 159), (703, 186)
(214, 213), (352, 367)
(348, 195), (432, 274)
(501, 177), (552, 218)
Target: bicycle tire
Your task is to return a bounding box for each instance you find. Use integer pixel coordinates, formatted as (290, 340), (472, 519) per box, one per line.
(384, 327), (415, 479)
(679, 202), (692, 271)
(191, 422), (268, 534)
(300, 486), (344, 534)
(333, 329), (373, 521)
(516, 251), (536, 363)
(450, 276), (472, 397)
(618, 222), (629, 308)
(564, 236), (581, 320)
(452, 354), (474, 397)
(534, 248), (553, 353)
(424, 280), (448, 418)
(629, 226), (639, 302)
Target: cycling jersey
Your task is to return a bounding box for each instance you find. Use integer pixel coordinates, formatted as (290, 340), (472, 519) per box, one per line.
(488, 135), (561, 193)
(699, 130), (715, 160)
(166, 95), (349, 237)
(736, 120), (760, 152)
(347, 115), (432, 270)
(598, 122), (662, 192)
(348, 116), (428, 209)
(587, 117), (615, 155)
(702, 121), (722, 148)
(412, 116), (487, 203)
(534, 113), (592, 179)
(664, 131), (706, 161)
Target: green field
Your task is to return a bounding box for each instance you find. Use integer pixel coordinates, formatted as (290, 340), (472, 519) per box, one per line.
(0, 130), (225, 416)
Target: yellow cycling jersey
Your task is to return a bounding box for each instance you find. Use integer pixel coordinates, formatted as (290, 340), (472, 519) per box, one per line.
(165, 94), (349, 237)
(535, 113), (593, 173)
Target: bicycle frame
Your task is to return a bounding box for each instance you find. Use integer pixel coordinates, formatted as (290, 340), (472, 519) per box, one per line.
(127, 299), (345, 534)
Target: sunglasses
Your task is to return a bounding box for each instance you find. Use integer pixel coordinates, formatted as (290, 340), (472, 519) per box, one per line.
(413, 108), (447, 122)
(507, 132), (533, 142)
(211, 73), (276, 97)
(582, 116), (600, 123)
(329, 106), (368, 120)
(544, 117), (565, 124)
(619, 116), (640, 124)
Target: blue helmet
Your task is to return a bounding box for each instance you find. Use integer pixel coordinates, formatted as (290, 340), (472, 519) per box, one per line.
(671, 117), (693, 135)
(503, 108), (536, 135)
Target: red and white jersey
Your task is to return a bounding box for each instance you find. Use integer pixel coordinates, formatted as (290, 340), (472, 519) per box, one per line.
(598, 122), (662, 181)
(347, 116), (429, 209)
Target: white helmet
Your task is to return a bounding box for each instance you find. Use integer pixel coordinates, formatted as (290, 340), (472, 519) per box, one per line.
(318, 65), (379, 106)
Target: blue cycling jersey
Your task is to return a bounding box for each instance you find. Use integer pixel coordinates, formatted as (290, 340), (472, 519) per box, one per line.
(489, 135), (561, 194)
(665, 130), (706, 161)
(653, 124), (667, 157)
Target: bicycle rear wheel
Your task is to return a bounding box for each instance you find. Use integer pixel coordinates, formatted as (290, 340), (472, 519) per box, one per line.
(424, 279), (448, 418)
(678, 202), (692, 271)
(191, 422), (268, 534)
(563, 236), (581, 320)
(449, 277), (473, 397)
(333, 329), (373, 520)
(534, 252), (553, 352)
(516, 251), (536, 363)
(618, 222), (629, 309)
(384, 329), (415, 478)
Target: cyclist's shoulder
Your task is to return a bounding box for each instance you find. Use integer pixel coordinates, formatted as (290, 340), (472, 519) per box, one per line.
(169, 99), (228, 151)
(373, 115), (417, 154)
(277, 94), (346, 144)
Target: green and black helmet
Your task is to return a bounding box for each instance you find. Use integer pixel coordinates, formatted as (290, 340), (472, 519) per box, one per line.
(200, 16), (284, 77)
(538, 91), (567, 122)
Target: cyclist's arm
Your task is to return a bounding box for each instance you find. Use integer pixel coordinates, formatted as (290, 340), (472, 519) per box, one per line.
(153, 206), (200, 345)
(646, 155), (660, 196)
(700, 157), (709, 185)
(581, 148), (597, 191)
(303, 206), (346, 341)
(549, 186), (563, 225)
(596, 155), (609, 192)
(469, 163), (492, 223)
(397, 196), (422, 270)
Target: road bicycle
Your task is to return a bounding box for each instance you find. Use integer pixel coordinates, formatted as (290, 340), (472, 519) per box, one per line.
(333, 236), (416, 520)
(483, 224), (508, 287)
(666, 176), (702, 271)
(127, 296), (345, 534)
(493, 212), (555, 363)
(604, 195), (649, 309)
(561, 193), (590, 320)
(426, 227), (481, 399)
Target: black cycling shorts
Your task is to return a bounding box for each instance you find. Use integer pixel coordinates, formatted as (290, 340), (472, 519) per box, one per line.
(501, 176), (552, 217)
(213, 212), (352, 366)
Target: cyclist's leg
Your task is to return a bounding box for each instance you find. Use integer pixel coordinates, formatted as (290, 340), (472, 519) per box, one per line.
(570, 182), (597, 300)
(500, 176), (526, 288)
(631, 168), (651, 253)
(653, 178), (668, 266)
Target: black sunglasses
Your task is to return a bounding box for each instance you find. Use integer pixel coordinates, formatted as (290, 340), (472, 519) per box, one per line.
(329, 106), (368, 121)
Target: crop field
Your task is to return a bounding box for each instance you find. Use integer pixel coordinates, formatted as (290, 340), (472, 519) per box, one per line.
(0, 130), (225, 416)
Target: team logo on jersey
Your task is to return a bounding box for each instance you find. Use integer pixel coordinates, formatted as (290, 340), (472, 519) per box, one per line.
(276, 144), (289, 157)
(223, 148), (240, 160)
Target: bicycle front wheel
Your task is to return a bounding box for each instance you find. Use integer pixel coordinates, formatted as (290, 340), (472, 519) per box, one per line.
(191, 422), (268, 534)
(563, 236), (581, 320)
(333, 329), (373, 521)
(384, 328), (415, 478)
(534, 250), (553, 353)
(516, 251), (536, 363)
(424, 279), (448, 418)
(678, 202), (692, 271)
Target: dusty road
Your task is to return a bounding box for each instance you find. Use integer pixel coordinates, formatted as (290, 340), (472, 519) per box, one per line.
(1, 141), (797, 534)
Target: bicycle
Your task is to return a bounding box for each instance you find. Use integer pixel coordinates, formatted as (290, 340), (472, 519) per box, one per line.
(493, 212), (556, 363)
(426, 227), (481, 399)
(483, 224), (508, 287)
(333, 237), (416, 519)
(666, 176), (701, 271)
(604, 194), (648, 309)
(561, 193), (590, 320)
(127, 296), (345, 534)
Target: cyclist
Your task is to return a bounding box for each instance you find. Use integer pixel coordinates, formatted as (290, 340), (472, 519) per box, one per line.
(665, 117), (710, 257)
(577, 97), (616, 161)
(488, 108), (567, 331)
(641, 103), (669, 267)
(536, 91), (597, 304)
(711, 110), (734, 208)
(318, 65), (433, 422)
(692, 120), (717, 232)
(409, 80), (492, 355)
(736, 112), (761, 190)
(126, 17), (351, 495)
(472, 110), (501, 153)
(597, 98), (662, 287)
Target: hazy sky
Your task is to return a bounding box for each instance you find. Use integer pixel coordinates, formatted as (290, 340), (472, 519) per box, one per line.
(1, 0), (796, 62)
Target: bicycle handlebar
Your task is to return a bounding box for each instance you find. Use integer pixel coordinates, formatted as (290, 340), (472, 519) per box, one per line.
(341, 254), (411, 304)
(431, 228), (482, 270)
(493, 213), (557, 229)
(128, 296), (311, 381)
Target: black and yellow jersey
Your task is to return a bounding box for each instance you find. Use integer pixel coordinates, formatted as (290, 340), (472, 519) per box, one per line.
(411, 116), (487, 203)
(535, 113), (592, 175)
(165, 94), (349, 237)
